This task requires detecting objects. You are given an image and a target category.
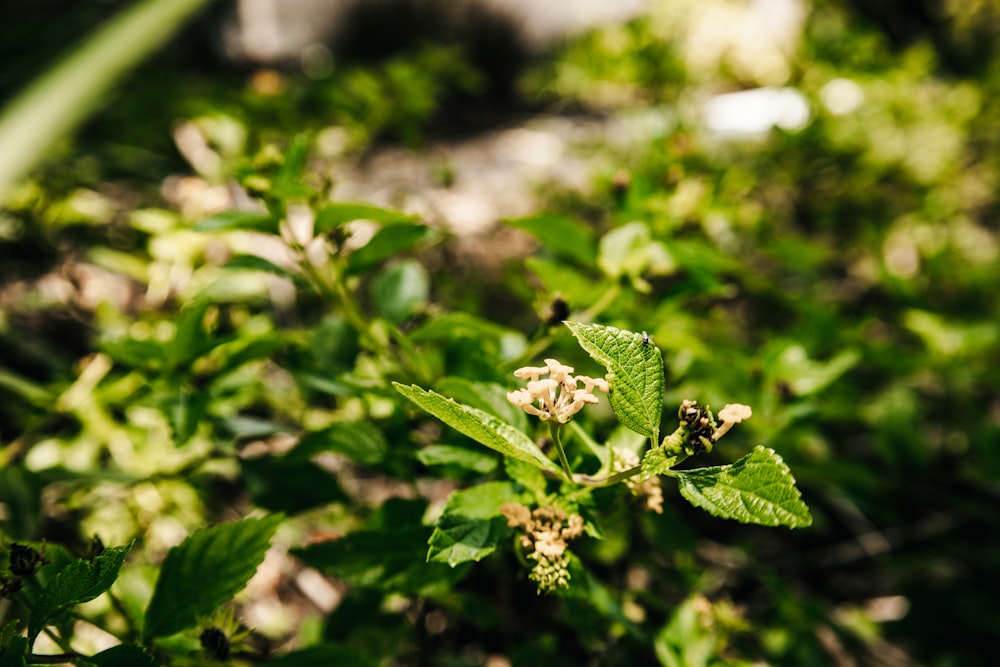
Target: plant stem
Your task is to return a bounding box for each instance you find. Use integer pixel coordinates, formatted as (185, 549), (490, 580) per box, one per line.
(572, 465), (643, 488)
(549, 423), (574, 482)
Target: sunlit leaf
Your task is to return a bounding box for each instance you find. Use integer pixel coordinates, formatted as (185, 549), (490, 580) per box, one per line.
(564, 321), (663, 441)
(394, 383), (561, 473)
(672, 446), (812, 528)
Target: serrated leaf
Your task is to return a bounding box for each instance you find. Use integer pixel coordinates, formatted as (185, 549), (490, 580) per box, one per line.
(347, 223), (436, 273)
(29, 544), (132, 642)
(640, 447), (680, 480)
(672, 446), (812, 528)
(88, 644), (158, 667)
(427, 514), (511, 567)
(393, 383), (561, 474)
(426, 482), (521, 567)
(143, 515), (282, 639)
(564, 321), (663, 441)
(193, 210), (278, 234)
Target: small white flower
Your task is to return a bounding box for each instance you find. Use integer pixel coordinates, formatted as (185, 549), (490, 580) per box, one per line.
(712, 403), (753, 440)
(507, 359), (608, 423)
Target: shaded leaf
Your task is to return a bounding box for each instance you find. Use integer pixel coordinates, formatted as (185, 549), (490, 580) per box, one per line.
(347, 223), (436, 273)
(143, 515), (282, 638)
(314, 202), (417, 234)
(0, 634), (27, 667)
(193, 210), (277, 234)
(416, 444), (499, 474)
(673, 446), (812, 528)
(504, 213), (596, 265)
(294, 421), (388, 466)
(426, 482), (522, 567)
(88, 644), (158, 667)
(292, 528), (460, 594)
(29, 544), (132, 642)
(370, 259), (428, 324)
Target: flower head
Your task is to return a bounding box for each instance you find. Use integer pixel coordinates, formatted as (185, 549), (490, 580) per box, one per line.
(507, 359), (609, 424)
(712, 403), (753, 441)
(501, 503), (585, 593)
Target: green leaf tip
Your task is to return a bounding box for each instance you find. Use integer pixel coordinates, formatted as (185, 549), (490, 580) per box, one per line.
(563, 321), (664, 441)
(673, 446), (812, 528)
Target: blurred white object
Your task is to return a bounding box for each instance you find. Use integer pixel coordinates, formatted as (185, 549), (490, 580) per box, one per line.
(703, 87), (810, 136)
(821, 77), (865, 115)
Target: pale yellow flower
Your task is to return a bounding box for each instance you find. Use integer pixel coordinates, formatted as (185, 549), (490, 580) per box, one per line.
(506, 359), (609, 423)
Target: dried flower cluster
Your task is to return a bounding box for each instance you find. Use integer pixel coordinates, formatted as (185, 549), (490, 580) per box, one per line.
(506, 359), (609, 424)
(612, 447), (664, 514)
(500, 503), (585, 592)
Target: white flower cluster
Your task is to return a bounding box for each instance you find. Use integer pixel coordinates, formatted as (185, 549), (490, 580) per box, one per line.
(506, 359), (609, 424)
(501, 503), (585, 592)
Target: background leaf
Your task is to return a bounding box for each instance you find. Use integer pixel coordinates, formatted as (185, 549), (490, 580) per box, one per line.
(143, 515), (282, 639)
(193, 210), (278, 234)
(426, 482), (522, 567)
(314, 202), (418, 234)
(393, 383), (561, 473)
(672, 446), (812, 528)
(347, 223), (436, 274)
(564, 321), (663, 441)
(29, 544), (132, 642)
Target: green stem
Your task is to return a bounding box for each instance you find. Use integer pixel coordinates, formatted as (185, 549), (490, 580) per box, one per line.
(549, 423), (574, 482)
(502, 282), (622, 372)
(571, 465), (643, 488)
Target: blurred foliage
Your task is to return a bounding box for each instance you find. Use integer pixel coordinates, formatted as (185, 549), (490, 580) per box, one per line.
(2, 0), (999, 665)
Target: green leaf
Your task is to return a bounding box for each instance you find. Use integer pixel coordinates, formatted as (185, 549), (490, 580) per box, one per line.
(294, 421), (389, 466)
(416, 444), (498, 474)
(28, 544), (132, 642)
(222, 254), (300, 281)
(564, 321), (663, 441)
(435, 378), (529, 433)
(0, 634), (28, 667)
(427, 482), (522, 567)
(347, 223), (436, 274)
(143, 515), (282, 639)
(503, 213), (596, 265)
(393, 383), (561, 474)
(641, 447), (680, 480)
(427, 514), (511, 567)
(370, 259), (428, 324)
(88, 644), (158, 667)
(292, 527), (460, 594)
(672, 446), (812, 528)
(314, 202), (417, 234)
(241, 456), (346, 514)
(597, 222), (674, 290)
(193, 210), (278, 234)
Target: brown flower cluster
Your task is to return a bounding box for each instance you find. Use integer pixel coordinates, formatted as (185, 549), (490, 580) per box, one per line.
(500, 503), (585, 592)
